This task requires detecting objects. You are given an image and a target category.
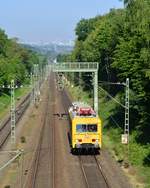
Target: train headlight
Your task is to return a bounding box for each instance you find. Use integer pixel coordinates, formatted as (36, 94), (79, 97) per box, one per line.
(76, 139), (81, 148)
(94, 139), (99, 148)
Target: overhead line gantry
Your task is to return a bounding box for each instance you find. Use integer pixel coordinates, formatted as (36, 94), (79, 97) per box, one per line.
(52, 62), (99, 114)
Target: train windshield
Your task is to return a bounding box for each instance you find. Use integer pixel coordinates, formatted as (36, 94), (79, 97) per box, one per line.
(76, 124), (97, 133)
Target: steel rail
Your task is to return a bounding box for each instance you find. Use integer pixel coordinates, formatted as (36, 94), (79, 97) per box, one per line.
(51, 74), (56, 188)
(27, 75), (55, 188)
(0, 93), (31, 148)
(78, 155), (111, 188)
(30, 89), (50, 188)
(60, 88), (111, 188)
(78, 156), (90, 188)
(0, 93), (30, 131)
(30, 114), (47, 188)
(94, 155), (111, 188)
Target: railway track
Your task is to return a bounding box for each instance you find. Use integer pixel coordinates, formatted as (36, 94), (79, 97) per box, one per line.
(60, 85), (111, 188)
(25, 74), (55, 188)
(79, 155), (110, 188)
(0, 93), (31, 148)
(19, 75), (111, 188)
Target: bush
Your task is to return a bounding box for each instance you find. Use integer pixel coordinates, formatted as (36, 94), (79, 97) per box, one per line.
(20, 136), (26, 143)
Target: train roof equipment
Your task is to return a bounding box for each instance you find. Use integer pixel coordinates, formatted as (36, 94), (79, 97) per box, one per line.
(69, 102), (97, 117)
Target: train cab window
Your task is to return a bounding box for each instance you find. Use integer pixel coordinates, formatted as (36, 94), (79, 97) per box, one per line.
(87, 124), (97, 132)
(76, 124), (97, 132)
(76, 124), (86, 132)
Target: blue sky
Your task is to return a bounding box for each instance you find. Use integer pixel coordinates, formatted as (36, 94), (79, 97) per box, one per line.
(0, 0), (123, 44)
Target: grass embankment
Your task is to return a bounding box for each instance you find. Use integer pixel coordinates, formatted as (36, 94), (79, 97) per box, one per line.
(0, 87), (30, 120)
(68, 85), (150, 188)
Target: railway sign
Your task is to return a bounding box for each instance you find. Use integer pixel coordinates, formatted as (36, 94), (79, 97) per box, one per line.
(121, 134), (128, 144)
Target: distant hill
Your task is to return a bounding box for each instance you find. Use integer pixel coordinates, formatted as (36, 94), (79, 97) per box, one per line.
(21, 42), (73, 58)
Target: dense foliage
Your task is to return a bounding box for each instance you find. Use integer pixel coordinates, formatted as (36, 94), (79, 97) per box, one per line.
(58, 0), (150, 168)
(0, 29), (43, 90)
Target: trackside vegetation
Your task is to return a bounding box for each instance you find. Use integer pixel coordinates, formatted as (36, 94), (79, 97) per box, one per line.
(58, 0), (150, 187)
(0, 28), (47, 115)
(67, 83), (150, 187)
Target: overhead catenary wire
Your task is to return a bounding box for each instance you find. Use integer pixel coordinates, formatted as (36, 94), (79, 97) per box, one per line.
(69, 74), (150, 162)
(109, 115), (122, 129)
(99, 83), (125, 129)
(100, 80), (150, 118)
(98, 86), (126, 109)
(67, 76), (129, 136)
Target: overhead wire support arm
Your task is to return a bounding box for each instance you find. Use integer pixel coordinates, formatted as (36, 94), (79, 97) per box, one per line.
(98, 78), (130, 145)
(99, 80), (126, 86)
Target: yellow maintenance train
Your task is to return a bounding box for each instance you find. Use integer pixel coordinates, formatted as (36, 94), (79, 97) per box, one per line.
(68, 102), (102, 153)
